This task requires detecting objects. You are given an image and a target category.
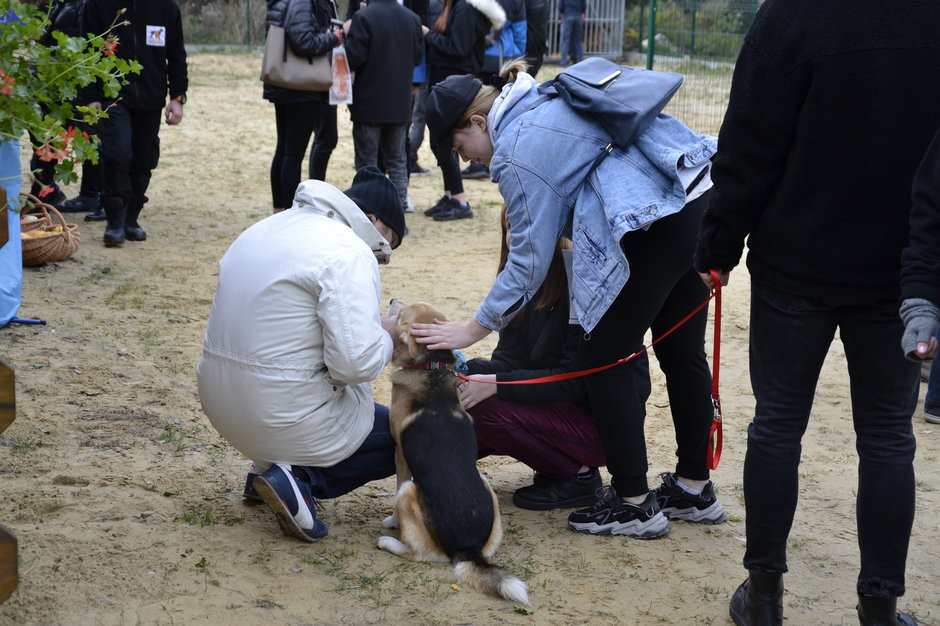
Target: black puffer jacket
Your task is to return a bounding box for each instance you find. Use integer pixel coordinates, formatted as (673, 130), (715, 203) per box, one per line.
(41, 0), (86, 45)
(263, 0), (340, 104)
(425, 0), (505, 83)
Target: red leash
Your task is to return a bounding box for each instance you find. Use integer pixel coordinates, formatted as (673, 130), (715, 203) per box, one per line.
(706, 269), (723, 470)
(455, 269), (726, 469)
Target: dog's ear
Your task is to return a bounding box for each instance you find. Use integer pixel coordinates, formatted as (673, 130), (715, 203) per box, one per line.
(405, 327), (425, 361)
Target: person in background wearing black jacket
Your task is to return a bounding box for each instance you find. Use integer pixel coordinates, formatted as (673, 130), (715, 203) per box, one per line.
(81, 0), (188, 246)
(343, 0), (424, 217)
(693, 1), (940, 624)
(263, 0), (341, 213)
(901, 127), (940, 418)
(421, 0), (504, 221)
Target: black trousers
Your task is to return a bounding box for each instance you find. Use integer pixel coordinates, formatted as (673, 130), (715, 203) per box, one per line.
(98, 103), (161, 209)
(579, 193), (713, 497)
(271, 100), (337, 209)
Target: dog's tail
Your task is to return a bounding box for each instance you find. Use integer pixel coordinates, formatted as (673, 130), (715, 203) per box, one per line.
(452, 551), (529, 604)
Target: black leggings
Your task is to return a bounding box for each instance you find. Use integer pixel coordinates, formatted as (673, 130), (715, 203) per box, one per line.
(579, 193), (713, 497)
(271, 100), (337, 209)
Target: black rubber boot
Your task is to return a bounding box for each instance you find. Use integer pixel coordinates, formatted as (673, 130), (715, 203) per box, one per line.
(124, 200), (146, 241)
(102, 197), (126, 246)
(729, 572), (783, 626)
(857, 596), (918, 626)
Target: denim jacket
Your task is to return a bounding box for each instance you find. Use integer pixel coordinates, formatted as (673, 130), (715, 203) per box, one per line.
(476, 74), (717, 333)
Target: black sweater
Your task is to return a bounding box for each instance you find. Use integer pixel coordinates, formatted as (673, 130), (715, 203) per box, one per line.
(901, 128), (940, 306)
(466, 290), (588, 406)
(82, 0), (188, 109)
(694, 0), (940, 300)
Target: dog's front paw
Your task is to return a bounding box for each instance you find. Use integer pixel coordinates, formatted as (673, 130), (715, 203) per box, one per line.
(382, 512), (400, 529)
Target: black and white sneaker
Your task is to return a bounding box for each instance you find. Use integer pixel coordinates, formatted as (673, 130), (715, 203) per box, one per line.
(653, 472), (727, 524)
(567, 486), (671, 538)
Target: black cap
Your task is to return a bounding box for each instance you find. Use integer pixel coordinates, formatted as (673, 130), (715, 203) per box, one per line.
(426, 74), (483, 160)
(343, 166), (405, 248)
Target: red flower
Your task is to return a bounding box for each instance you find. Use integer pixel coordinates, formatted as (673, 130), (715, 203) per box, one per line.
(102, 39), (118, 57)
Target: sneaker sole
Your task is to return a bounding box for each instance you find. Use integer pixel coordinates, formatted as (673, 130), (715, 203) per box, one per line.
(924, 411), (940, 424)
(662, 500), (727, 524)
(253, 475), (323, 543)
(568, 514), (671, 539)
(512, 492), (599, 511)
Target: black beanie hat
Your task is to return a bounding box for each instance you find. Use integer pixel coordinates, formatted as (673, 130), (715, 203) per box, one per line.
(343, 165), (405, 248)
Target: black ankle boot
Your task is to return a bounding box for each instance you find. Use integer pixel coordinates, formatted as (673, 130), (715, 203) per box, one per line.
(729, 572), (783, 626)
(857, 596), (918, 626)
(102, 198), (126, 246)
(124, 200), (146, 241)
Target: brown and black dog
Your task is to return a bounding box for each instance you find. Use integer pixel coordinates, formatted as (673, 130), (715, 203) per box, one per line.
(377, 299), (528, 604)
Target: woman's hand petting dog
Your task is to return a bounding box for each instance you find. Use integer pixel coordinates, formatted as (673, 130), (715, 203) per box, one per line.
(410, 318), (491, 350)
(457, 375), (497, 410)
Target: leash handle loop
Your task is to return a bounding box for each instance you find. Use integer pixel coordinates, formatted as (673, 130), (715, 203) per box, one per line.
(706, 268), (723, 470)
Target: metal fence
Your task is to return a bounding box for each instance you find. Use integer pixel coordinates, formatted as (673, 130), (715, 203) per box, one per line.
(638, 0), (759, 135)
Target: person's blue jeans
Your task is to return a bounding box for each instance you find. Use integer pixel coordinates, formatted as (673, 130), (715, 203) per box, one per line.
(743, 282), (918, 599)
(923, 327), (940, 416)
(294, 403), (396, 499)
(560, 16), (584, 64)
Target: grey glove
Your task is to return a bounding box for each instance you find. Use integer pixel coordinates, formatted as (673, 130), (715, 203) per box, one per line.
(899, 298), (940, 361)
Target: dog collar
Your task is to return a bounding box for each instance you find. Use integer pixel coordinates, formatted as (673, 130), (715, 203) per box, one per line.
(402, 361), (452, 371)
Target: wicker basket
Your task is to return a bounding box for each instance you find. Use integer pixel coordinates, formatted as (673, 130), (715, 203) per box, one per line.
(20, 196), (81, 266)
(18, 193), (54, 233)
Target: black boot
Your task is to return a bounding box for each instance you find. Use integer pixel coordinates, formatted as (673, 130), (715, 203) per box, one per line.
(124, 200), (146, 241)
(857, 596), (918, 626)
(729, 572), (783, 626)
(102, 198), (126, 246)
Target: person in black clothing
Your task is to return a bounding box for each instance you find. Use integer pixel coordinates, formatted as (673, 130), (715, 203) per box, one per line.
(460, 206), (604, 509)
(28, 0), (102, 213)
(901, 127), (940, 403)
(693, 1), (940, 624)
(81, 0), (188, 245)
(522, 0), (546, 75)
(263, 0), (341, 213)
(421, 0), (504, 221)
(344, 0), (424, 215)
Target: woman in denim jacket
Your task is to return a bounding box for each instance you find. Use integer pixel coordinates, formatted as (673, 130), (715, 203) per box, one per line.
(415, 59), (725, 537)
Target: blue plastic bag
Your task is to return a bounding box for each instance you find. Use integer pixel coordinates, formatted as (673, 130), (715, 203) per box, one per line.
(0, 139), (23, 327)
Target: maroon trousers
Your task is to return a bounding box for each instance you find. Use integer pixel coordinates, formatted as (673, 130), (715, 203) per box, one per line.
(471, 396), (606, 479)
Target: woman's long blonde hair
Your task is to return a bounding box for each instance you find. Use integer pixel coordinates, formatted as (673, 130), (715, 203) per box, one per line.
(498, 206), (572, 323)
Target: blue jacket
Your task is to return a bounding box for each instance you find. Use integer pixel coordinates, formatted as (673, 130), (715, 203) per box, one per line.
(477, 74), (716, 333)
(484, 0), (526, 62)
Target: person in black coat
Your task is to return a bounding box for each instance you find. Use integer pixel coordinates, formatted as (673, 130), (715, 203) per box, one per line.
(344, 0), (424, 216)
(693, 1), (940, 623)
(421, 0), (504, 221)
(263, 0), (341, 212)
(81, 0), (188, 245)
(900, 127), (940, 422)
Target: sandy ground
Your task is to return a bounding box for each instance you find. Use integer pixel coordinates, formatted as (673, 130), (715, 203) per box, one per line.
(1, 51), (940, 626)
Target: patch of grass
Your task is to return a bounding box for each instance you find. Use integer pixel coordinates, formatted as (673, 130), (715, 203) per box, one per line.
(0, 436), (42, 455)
(179, 504), (218, 526)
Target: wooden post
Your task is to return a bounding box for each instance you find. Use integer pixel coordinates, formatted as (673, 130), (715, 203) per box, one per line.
(0, 359), (18, 604)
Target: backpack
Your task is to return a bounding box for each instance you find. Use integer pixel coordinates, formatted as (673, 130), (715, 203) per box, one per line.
(533, 57), (684, 174)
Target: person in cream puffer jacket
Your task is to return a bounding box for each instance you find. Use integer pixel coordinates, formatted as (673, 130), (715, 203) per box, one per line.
(197, 169), (405, 543)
